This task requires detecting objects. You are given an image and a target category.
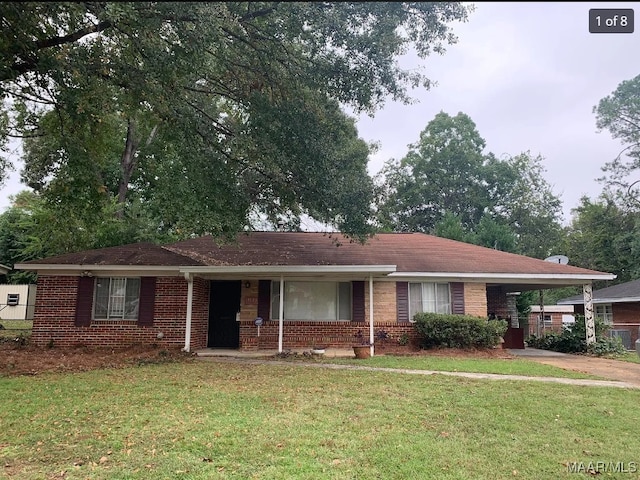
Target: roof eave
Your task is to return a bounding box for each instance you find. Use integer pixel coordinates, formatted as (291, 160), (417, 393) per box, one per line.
(387, 272), (616, 283)
(558, 296), (640, 305)
(14, 264), (184, 274)
(180, 265), (398, 275)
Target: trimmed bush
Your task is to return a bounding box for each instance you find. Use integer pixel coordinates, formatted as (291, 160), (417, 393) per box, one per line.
(526, 315), (626, 356)
(413, 313), (508, 349)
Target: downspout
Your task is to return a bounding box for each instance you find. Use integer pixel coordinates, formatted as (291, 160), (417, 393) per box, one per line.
(583, 283), (596, 345)
(369, 275), (374, 357)
(278, 275), (284, 353)
(183, 273), (194, 353)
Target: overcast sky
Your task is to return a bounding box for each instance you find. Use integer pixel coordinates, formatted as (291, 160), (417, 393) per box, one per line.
(1, 2), (638, 225)
(357, 1), (640, 223)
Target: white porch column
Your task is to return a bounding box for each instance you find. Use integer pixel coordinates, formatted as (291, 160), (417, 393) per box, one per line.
(183, 273), (194, 353)
(583, 283), (596, 345)
(278, 275), (284, 353)
(369, 275), (374, 357)
(539, 290), (545, 335)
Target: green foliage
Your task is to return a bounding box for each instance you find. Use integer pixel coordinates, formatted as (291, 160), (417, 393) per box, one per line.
(0, 190), (174, 279)
(563, 195), (640, 285)
(397, 332), (410, 346)
(376, 112), (564, 257)
(594, 74), (640, 209)
(413, 312), (508, 349)
(526, 315), (626, 356)
(0, 2), (471, 240)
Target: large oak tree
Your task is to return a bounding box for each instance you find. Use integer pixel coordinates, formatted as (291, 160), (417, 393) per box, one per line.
(0, 2), (470, 244)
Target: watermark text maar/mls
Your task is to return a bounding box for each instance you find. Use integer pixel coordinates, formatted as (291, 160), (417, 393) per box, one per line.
(567, 461), (637, 474)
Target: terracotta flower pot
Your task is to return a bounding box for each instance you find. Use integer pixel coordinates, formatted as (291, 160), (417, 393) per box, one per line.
(352, 345), (371, 359)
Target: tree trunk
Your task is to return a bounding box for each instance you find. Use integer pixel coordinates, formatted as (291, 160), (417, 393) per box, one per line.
(116, 120), (158, 218)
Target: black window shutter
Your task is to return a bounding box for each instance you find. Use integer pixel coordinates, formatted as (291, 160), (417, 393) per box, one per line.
(396, 281), (409, 323)
(451, 282), (465, 315)
(75, 276), (94, 327)
(351, 281), (365, 322)
(258, 280), (271, 321)
(137, 277), (156, 327)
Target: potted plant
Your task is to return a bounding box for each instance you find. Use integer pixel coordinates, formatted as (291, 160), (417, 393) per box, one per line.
(352, 330), (372, 359)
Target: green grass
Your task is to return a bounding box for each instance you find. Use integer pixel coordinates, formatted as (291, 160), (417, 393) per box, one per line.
(1, 361), (639, 479)
(320, 354), (600, 379)
(0, 320), (32, 338)
(602, 350), (640, 364)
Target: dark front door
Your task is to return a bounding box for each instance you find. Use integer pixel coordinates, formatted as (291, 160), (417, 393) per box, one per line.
(208, 281), (241, 348)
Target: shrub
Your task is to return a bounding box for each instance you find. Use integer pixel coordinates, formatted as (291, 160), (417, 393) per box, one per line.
(413, 313), (508, 349)
(526, 315), (626, 356)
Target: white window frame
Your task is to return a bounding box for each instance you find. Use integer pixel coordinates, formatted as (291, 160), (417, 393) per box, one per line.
(408, 282), (451, 321)
(270, 281), (352, 321)
(595, 304), (613, 325)
(93, 277), (141, 320)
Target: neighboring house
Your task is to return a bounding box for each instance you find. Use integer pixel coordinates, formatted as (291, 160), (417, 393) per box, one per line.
(15, 232), (614, 353)
(558, 278), (640, 349)
(527, 305), (575, 337)
(0, 284), (37, 321)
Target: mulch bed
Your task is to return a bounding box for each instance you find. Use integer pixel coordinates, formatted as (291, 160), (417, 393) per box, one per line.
(0, 338), (194, 377)
(0, 338), (514, 377)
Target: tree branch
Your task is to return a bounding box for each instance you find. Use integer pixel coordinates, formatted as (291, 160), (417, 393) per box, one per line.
(239, 5), (280, 23)
(35, 20), (112, 50)
(2, 20), (113, 81)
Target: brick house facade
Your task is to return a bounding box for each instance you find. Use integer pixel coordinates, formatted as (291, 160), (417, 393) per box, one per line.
(558, 279), (640, 349)
(18, 232), (614, 352)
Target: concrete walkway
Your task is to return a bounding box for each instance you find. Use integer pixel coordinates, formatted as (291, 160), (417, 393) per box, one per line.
(196, 349), (640, 389)
(509, 347), (640, 387)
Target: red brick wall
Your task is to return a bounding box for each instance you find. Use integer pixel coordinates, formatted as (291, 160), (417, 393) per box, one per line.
(611, 303), (640, 346)
(189, 278), (210, 350)
(238, 320), (418, 350)
(527, 312), (566, 336)
(564, 303), (640, 347)
(33, 276), (501, 351)
(486, 286), (509, 320)
(31, 275), (193, 348)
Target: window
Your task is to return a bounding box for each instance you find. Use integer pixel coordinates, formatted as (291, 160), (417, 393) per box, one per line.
(6, 293), (19, 306)
(93, 277), (140, 320)
(562, 314), (575, 328)
(408, 282), (451, 320)
(595, 304), (613, 325)
(542, 314), (552, 325)
(270, 281), (351, 321)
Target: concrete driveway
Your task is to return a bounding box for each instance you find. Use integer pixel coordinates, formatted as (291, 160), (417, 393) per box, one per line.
(509, 348), (640, 386)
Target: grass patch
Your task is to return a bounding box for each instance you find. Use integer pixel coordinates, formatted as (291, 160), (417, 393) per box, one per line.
(602, 350), (640, 364)
(322, 355), (600, 379)
(0, 320), (32, 338)
(1, 361), (638, 479)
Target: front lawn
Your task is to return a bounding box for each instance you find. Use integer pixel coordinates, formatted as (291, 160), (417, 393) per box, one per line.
(1, 361), (639, 479)
(604, 350), (640, 364)
(323, 355), (600, 379)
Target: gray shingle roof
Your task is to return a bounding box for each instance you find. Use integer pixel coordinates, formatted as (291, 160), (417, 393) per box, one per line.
(558, 278), (640, 304)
